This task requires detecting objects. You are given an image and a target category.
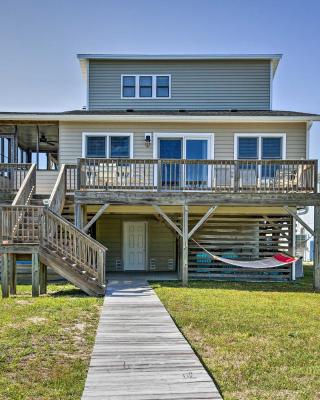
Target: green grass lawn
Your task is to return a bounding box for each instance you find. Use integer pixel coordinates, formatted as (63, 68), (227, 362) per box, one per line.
(0, 284), (103, 400)
(153, 266), (320, 400)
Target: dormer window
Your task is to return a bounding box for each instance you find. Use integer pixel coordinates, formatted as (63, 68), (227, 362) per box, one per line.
(121, 75), (171, 99)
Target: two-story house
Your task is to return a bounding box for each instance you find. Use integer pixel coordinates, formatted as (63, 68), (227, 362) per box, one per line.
(1, 53), (320, 297)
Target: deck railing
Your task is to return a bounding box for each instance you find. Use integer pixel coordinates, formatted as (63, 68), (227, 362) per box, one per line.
(65, 164), (77, 192)
(77, 158), (317, 193)
(0, 163), (33, 194)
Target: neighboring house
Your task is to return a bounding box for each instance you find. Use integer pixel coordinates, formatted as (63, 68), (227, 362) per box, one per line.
(0, 53), (320, 297)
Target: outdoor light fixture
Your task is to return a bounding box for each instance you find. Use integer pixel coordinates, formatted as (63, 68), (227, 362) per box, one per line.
(144, 133), (152, 147)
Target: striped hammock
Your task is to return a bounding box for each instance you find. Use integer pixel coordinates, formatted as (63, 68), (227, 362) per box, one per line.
(192, 239), (297, 269)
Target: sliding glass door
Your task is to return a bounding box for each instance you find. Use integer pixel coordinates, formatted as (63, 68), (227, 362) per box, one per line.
(158, 137), (210, 189)
(159, 139), (182, 188)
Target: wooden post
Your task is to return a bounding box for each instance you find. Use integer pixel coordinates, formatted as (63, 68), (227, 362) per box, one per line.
(74, 203), (83, 229)
(32, 252), (40, 297)
(9, 253), (17, 295)
(314, 206), (320, 290)
(182, 204), (189, 286)
(291, 216), (296, 281)
(1, 253), (9, 298)
(39, 262), (47, 295)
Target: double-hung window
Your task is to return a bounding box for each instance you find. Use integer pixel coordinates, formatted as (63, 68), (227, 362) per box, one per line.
(84, 134), (132, 159)
(122, 75), (171, 98)
(236, 134), (285, 178)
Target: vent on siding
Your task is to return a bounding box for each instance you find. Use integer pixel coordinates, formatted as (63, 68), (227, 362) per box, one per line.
(168, 258), (174, 270)
(149, 258), (156, 270)
(115, 259), (122, 271)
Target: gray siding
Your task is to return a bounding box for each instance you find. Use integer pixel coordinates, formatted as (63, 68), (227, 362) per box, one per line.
(59, 122), (306, 164)
(88, 60), (271, 110)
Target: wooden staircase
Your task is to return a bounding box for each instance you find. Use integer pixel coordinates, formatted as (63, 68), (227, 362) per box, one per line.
(1, 163), (107, 297)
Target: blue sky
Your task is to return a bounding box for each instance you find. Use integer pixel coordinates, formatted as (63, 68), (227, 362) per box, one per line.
(0, 0), (319, 157)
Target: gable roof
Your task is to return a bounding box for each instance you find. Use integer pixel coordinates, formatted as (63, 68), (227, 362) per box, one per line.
(77, 53), (282, 81)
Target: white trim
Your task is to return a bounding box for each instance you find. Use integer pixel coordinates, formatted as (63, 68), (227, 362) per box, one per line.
(306, 121), (313, 159)
(269, 60), (273, 110)
(86, 60), (90, 109)
(233, 133), (286, 160)
(123, 221), (148, 271)
(152, 132), (214, 159)
(121, 74), (171, 99)
(82, 132), (134, 158)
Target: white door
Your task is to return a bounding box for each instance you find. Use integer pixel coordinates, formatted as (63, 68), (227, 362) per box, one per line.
(123, 222), (147, 271)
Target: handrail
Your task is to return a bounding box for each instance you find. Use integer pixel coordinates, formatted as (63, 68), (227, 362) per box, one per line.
(12, 164), (37, 205)
(77, 158), (317, 194)
(0, 163), (32, 193)
(0, 205), (43, 244)
(47, 164), (66, 214)
(41, 208), (107, 284)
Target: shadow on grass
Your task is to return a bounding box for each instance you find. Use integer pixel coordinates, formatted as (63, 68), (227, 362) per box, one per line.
(151, 266), (317, 294)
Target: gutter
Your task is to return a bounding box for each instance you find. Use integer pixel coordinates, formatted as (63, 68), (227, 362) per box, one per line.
(0, 114), (319, 123)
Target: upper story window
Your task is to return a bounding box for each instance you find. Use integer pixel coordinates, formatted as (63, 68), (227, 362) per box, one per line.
(121, 75), (171, 99)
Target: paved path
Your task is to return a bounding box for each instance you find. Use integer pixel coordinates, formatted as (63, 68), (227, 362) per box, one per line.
(82, 277), (222, 399)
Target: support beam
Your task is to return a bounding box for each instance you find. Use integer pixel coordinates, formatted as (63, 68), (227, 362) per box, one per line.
(40, 262), (47, 295)
(182, 204), (189, 286)
(1, 253), (9, 298)
(283, 206), (314, 236)
(288, 216), (296, 281)
(152, 205), (183, 237)
(32, 253), (40, 297)
(9, 253), (16, 295)
(83, 204), (110, 233)
(314, 206), (320, 290)
(188, 206), (218, 239)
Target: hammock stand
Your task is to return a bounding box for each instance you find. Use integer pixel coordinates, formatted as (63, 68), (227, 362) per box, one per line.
(191, 239), (297, 269)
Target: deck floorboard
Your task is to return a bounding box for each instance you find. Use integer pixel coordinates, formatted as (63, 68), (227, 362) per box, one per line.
(82, 277), (222, 400)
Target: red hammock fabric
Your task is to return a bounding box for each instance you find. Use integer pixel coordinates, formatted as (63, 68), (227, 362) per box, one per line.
(273, 253), (297, 263)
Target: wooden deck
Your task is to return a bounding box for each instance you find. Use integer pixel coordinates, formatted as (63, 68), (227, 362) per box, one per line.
(82, 277), (222, 399)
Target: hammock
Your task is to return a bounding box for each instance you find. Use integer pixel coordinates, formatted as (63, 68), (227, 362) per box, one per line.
(192, 239), (297, 269)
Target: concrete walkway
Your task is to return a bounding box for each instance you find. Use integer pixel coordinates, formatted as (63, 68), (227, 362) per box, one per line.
(82, 277), (222, 399)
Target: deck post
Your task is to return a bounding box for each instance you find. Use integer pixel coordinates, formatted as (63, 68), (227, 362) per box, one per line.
(182, 204), (189, 286)
(1, 253), (9, 298)
(289, 216), (296, 281)
(39, 262), (47, 295)
(9, 253), (17, 295)
(74, 203), (83, 229)
(32, 252), (40, 297)
(314, 206), (320, 290)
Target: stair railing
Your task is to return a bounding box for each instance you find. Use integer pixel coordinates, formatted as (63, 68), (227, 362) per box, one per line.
(0, 205), (43, 244)
(41, 208), (107, 284)
(12, 164), (36, 206)
(47, 164), (66, 214)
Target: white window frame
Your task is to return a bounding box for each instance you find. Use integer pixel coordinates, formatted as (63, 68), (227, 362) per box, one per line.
(233, 133), (286, 160)
(152, 132), (214, 188)
(121, 74), (171, 99)
(82, 132), (134, 158)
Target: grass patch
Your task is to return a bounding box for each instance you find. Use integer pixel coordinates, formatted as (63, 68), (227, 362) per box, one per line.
(153, 266), (320, 400)
(0, 284), (103, 400)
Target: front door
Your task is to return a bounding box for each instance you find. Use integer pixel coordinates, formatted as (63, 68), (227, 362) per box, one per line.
(123, 222), (147, 271)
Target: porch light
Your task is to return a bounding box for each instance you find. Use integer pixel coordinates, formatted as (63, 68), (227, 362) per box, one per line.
(144, 133), (152, 147)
